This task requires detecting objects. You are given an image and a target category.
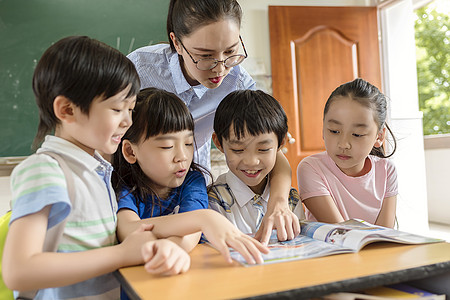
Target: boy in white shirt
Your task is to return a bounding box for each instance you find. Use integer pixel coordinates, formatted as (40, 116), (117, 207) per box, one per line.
(209, 90), (305, 237)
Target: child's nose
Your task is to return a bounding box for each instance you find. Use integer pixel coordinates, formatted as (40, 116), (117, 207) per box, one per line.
(174, 146), (188, 162)
(338, 136), (351, 149)
(121, 111), (132, 127)
(242, 153), (259, 166)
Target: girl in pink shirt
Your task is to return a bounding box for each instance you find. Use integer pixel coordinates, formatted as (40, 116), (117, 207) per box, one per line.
(297, 78), (398, 228)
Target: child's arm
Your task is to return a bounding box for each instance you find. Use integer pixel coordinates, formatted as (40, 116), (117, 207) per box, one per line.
(120, 209), (269, 264)
(302, 195), (345, 223)
(255, 150), (300, 245)
(3, 206), (153, 291)
(374, 195), (397, 228)
(117, 209), (201, 253)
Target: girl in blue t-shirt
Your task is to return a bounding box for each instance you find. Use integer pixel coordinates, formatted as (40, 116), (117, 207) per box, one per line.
(112, 87), (211, 251)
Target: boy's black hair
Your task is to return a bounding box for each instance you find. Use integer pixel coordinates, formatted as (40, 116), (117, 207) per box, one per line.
(112, 88), (211, 213)
(32, 35), (140, 149)
(167, 0), (242, 52)
(214, 90), (288, 148)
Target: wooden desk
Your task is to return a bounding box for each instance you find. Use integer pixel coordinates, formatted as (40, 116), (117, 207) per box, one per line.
(116, 242), (450, 299)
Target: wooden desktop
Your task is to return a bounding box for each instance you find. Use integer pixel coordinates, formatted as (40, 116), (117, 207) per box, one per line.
(116, 242), (450, 299)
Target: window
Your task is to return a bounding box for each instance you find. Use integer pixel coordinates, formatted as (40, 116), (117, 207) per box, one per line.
(415, 0), (450, 135)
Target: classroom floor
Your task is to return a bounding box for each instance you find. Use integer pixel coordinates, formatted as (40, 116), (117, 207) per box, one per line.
(1, 173), (450, 242)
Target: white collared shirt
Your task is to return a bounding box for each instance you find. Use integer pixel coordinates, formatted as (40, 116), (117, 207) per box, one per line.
(208, 171), (270, 234)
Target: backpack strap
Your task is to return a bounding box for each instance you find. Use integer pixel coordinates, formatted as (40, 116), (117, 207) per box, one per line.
(16, 151), (75, 300)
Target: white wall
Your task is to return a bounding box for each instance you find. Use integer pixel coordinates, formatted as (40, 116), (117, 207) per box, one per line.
(240, 0), (429, 234)
(425, 148), (450, 225)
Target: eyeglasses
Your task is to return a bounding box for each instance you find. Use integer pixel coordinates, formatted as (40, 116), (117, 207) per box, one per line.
(179, 36), (248, 71)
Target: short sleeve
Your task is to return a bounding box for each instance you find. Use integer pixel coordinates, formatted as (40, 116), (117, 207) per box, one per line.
(385, 159), (398, 198)
(178, 171), (208, 213)
(208, 184), (231, 216)
(296, 158), (331, 201)
(117, 189), (140, 215)
(288, 188), (300, 211)
(126, 50), (145, 84)
(10, 154), (71, 229)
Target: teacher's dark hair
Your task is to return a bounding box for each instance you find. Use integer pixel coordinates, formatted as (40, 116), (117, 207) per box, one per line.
(32, 35), (140, 150)
(167, 0), (242, 52)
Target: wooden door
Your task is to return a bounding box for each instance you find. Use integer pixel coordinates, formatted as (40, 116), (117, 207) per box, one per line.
(269, 6), (381, 189)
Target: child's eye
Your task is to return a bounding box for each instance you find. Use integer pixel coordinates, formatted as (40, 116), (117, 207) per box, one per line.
(353, 133), (365, 137)
(231, 149), (243, 154)
(112, 108), (121, 113)
(329, 129), (339, 134)
(259, 148), (272, 152)
(185, 143), (193, 147)
(161, 146), (173, 150)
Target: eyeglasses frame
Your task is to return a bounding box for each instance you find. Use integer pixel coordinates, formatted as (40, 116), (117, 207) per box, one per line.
(178, 36), (248, 71)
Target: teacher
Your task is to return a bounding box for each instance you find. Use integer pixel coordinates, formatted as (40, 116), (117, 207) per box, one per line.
(127, 0), (299, 244)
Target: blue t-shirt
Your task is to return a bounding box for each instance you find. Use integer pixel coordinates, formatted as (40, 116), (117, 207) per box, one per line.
(118, 170), (207, 300)
(117, 170), (208, 218)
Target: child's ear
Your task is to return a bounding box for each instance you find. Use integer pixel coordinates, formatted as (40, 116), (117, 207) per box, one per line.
(122, 140), (137, 164)
(374, 127), (387, 148)
(212, 132), (224, 153)
(278, 134), (287, 151)
(53, 96), (76, 123)
(169, 32), (183, 55)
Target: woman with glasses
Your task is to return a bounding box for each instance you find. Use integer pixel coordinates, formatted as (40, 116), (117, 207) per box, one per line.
(127, 0), (300, 245)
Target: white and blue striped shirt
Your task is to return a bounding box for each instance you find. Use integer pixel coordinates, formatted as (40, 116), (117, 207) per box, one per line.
(127, 44), (256, 170)
(10, 136), (119, 300)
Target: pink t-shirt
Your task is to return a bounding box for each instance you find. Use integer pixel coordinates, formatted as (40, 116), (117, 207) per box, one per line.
(297, 151), (398, 224)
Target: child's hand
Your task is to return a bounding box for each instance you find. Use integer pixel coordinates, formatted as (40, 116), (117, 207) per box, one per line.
(141, 239), (190, 275)
(119, 224), (155, 267)
(200, 211), (270, 265)
(254, 202), (300, 246)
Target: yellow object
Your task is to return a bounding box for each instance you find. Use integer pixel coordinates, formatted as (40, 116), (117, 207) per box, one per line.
(0, 211), (14, 300)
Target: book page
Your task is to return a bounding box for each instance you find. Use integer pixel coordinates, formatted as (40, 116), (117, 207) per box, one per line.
(229, 220), (443, 266)
(302, 219), (443, 251)
(229, 231), (353, 266)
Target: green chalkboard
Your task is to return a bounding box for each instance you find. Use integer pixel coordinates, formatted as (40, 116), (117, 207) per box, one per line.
(0, 0), (169, 157)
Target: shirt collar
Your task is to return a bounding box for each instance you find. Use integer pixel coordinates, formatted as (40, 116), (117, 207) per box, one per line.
(225, 171), (270, 207)
(37, 135), (111, 173)
(169, 53), (208, 99)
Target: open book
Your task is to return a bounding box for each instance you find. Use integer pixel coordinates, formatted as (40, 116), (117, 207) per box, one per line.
(230, 219), (444, 266)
